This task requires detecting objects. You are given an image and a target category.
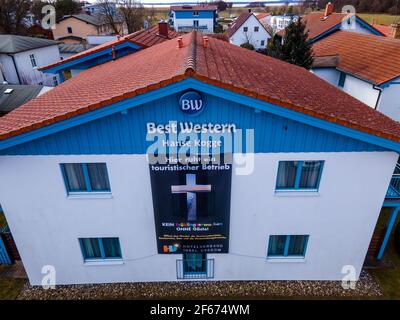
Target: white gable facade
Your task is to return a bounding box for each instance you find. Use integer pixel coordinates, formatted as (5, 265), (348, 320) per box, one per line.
(229, 14), (271, 50)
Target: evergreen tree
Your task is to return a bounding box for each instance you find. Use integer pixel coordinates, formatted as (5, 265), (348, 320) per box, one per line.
(266, 18), (314, 70)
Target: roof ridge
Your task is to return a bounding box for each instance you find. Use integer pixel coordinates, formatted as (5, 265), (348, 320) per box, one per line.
(185, 31), (197, 75)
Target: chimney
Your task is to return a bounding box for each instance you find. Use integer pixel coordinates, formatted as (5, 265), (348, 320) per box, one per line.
(248, 9), (251, 13)
(203, 36), (209, 48)
(177, 37), (183, 48)
(324, 2), (333, 17)
(158, 21), (169, 38)
(391, 22), (400, 39)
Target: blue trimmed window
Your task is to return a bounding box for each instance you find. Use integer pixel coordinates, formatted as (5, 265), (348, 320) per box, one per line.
(183, 253), (207, 275)
(61, 163), (111, 193)
(276, 160), (324, 191)
(267, 235), (309, 258)
(338, 72), (347, 88)
(79, 237), (122, 261)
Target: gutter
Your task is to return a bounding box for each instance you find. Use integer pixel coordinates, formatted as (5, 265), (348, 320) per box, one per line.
(7, 54), (21, 84)
(373, 85), (383, 110)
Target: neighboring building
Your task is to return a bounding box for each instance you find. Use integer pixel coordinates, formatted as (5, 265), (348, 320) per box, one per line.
(58, 43), (95, 61)
(0, 84), (51, 116)
(168, 5), (218, 33)
(41, 23), (178, 81)
(0, 32), (400, 285)
(312, 30), (400, 121)
(0, 35), (60, 86)
(83, 3), (117, 17)
(255, 12), (271, 26)
(289, 3), (385, 43)
(270, 14), (299, 32)
(227, 11), (271, 50)
(52, 14), (125, 44)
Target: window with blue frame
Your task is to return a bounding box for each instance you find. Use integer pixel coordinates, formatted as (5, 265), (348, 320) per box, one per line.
(267, 235), (309, 258)
(79, 237), (122, 261)
(338, 72), (347, 88)
(61, 163), (111, 193)
(276, 160), (324, 191)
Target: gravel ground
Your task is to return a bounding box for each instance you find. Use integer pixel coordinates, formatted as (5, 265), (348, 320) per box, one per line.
(17, 270), (382, 300)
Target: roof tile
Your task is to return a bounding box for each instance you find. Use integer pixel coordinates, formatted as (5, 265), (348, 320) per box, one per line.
(2, 31), (400, 144)
(313, 31), (400, 85)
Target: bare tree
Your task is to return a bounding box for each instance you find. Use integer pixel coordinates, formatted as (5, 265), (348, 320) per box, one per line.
(0, 0), (31, 34)
(96, 0), (122, 35)
(118, 0), (145, 34)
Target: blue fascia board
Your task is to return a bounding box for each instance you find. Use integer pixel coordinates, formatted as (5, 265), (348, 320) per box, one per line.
(43, 42), (142, 74)
(355, 16), (385, 36)
(1, 78), (400, 152)
(380, 76), (400, 88)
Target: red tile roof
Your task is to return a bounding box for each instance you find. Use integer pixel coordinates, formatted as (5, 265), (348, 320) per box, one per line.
(170, 5), (217, 11)
(256, 13), (271, 20)
(278, 12), (383, 41)
(372, 23), (391, 37)
(40, 25), (179, 71)
(2, 31), (400, 143)
(313, 31), (400, 85)
(302, 12), (349, 40)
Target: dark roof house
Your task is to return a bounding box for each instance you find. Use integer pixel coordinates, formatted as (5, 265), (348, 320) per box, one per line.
(0, 35), (59, 54)
(0, 85), (47, 116)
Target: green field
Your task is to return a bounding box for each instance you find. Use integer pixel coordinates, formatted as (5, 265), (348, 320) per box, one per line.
(358, 13), (400, 25)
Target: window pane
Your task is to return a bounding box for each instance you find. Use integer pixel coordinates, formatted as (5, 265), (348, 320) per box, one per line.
(288, 235), (308, 256)
(184, 253), (206, 273)
(102, 238), (122, 258)
(87, 163), (110, 191)
(63, 163), (87, 191)
(299, 161), (322, 189)
(276, 161), (298, 189)
(268, 235), (286, 256)
(80, 238), (101, 259)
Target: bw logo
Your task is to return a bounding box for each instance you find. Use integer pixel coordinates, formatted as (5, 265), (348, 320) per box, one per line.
(179, 91), (204, 115)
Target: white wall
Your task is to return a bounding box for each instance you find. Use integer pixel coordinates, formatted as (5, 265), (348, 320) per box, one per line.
(14, 46), (60, 86)
(341, 20), (377, 35)
(312, 69), (380, 109)
(311, 68), (341, 87)
(341, 74), (380, 108)
(0, 54), (20, 84)
(0, 151), (396, 285)
(229, 14), (271, 49)
(377, 83), (400, 121)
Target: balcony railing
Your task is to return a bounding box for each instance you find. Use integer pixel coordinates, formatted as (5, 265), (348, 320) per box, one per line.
(176, 258), (215, 279)
(177, 25), (209, 32)
(386, 162), (400, 199)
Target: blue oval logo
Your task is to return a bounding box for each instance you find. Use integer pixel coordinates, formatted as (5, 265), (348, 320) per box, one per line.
(179, 91), (204, 115)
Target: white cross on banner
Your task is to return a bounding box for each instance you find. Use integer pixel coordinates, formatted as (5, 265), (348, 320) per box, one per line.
(171, 174), (212, 221)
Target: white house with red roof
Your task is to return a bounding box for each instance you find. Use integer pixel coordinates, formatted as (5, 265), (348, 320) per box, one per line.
(0, 32), (399, 285)
(312, 30), (400, 122)
(227, 11), (271, 50)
